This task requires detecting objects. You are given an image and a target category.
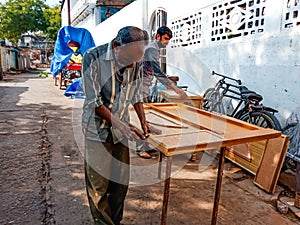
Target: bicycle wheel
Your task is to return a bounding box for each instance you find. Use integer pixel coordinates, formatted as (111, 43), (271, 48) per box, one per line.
(203, 88), (215, 99)
(238, 110), (282, 130)
(203, 88), (224, 113)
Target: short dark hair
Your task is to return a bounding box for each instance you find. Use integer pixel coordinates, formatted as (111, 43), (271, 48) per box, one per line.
(156, 26), (173, 39)
(114, 26), (149, 46)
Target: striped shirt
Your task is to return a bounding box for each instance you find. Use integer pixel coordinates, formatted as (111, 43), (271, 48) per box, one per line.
(81, 41), (143, 143)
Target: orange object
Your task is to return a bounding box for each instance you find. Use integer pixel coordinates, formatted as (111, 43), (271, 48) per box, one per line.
(67, 41), (80, 47)
(295, 193), (300, 208)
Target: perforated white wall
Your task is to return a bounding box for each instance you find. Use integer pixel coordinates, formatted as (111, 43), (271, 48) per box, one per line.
(171, 11), (202, 47)
(211, 0), (266, 41)
(283, 0), (300, 28)
(171, 0), (269, 47)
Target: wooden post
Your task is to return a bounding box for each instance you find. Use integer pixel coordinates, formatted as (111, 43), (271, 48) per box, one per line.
(295, 161), (300, 208)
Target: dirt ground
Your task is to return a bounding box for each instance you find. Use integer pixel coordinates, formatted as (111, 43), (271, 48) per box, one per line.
(0, 70), (299, 225)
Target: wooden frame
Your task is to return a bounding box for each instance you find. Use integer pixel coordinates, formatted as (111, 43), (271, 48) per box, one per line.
(129, 103), (282, 225)
(254, 135), (289, 193)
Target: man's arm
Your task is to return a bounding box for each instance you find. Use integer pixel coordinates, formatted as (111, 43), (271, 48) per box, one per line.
(167, 83), (188, 98)
(147, 48), (188, 99)
(82, 48), (103, 108)
(133, 102), (149, 136)
(133, 102), (162, 136)
(95, 104), (146, 140)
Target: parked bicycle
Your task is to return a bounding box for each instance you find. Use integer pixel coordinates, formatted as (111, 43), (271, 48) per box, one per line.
(202, 71), (282, 130)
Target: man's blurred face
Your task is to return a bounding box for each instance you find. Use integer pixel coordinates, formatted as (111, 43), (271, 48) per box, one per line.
(114, 42), (146, 68)
(157, 34), (171, 48)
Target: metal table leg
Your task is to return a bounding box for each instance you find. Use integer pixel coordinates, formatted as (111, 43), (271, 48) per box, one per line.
(160, 156), (172, 225)
(158, 151), (163, 179)
(211, 147), (226, 225)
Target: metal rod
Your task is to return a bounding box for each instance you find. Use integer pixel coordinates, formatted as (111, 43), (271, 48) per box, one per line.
(211, 147), (226, 225)
(160, 156), (172, 225)
(158, 151), (163, 179)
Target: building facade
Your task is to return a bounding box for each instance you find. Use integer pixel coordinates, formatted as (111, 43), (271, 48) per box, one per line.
(60, 0), (300, 123)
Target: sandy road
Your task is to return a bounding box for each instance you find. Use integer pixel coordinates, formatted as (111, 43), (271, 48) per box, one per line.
(0, 70), (299, 225)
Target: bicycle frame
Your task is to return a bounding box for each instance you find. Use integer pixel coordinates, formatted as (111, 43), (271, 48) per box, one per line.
(218, 82), (265, 118)
(203, 71), (281, 130)
(220, 85), (245, 117)
(204, 71), (243, 115)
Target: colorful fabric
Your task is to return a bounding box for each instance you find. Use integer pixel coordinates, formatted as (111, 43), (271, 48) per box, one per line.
(50, 26), (95, 77)
(64, 78), (85, 98)
(283, 112), (300, 162)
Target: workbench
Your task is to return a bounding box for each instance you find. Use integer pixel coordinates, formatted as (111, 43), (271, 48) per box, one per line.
(129, 103), (282, 225)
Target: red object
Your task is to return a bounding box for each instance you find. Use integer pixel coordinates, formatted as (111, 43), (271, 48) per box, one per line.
(66, 63), (81, 71)
(67, 41), (80, 47)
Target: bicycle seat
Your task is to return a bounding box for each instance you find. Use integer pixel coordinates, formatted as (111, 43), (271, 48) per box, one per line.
(239, 86), (263, 101)
(239, 86), (254, 93)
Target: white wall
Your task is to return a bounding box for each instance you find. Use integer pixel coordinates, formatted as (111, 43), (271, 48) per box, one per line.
(62, 0), (300, 124)
(61, 0), (69, 26)
(90, 1), (145, 45)
(196, 33), (300, 122)
(165, 0), (300, 123)
(202, 1), (298, 122)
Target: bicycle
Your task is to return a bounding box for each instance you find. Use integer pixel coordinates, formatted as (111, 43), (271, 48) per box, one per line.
(202, 71), (282, 130)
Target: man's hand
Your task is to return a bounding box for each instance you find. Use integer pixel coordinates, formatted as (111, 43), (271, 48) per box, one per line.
(174, 87), (188, 99)
(148, 124), (162, 135)
(139, 122), (162, 138)
(169, 83), (188, 99)
(118, 123), (147, 140)
(140, 121), (150, 137)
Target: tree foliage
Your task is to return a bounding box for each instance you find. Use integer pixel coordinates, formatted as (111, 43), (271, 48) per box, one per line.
(0, 0), (61, 44)
(44, 5), (61, 41)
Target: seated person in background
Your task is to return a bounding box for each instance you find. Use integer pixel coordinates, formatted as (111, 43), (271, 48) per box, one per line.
(67, 41), (83, 64)
(56, 41), (82, 87)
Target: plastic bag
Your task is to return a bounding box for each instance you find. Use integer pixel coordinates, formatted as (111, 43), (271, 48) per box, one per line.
(282, 112), (300, 162)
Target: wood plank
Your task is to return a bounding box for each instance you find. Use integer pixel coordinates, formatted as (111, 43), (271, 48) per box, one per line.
(146, 111), (188, 128)
(225, 141), (267, 174)
(254, 135), (290, 193)
(146, 103), (269, 134)
(148, 130), (223, 156)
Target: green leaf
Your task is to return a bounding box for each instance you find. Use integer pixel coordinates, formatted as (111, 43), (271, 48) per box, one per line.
(0, 0), (60, 44)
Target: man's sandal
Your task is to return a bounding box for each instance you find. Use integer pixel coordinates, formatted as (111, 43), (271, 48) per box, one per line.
(138, 151), (152, 159)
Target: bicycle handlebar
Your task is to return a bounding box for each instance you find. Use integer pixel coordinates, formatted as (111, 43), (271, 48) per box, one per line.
(212, 71), (242, 85)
